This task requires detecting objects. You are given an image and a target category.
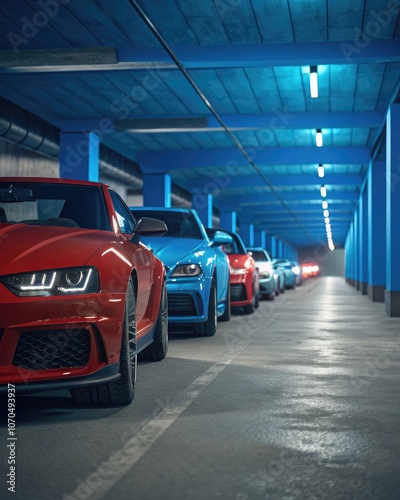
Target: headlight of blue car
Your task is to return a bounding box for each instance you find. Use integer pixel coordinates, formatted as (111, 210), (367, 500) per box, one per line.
(171, 264), (202, 277)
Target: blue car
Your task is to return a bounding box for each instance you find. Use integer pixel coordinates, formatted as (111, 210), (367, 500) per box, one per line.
(130, 207), (232, 336)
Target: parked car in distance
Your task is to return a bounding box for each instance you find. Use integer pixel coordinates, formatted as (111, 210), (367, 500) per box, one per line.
(301, 262), (320, 278)
(130, 207), (232, 336)
(271, 258), (299, 289)
(247, 247), (278, 300)
(207, 228), (259, 314)
(291, 261), (303, 286)
(0, 177), (168, 406)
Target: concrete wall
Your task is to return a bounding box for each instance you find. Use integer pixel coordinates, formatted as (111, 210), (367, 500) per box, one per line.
(0, 137), (59, 177)
(298, 246), (345, 277)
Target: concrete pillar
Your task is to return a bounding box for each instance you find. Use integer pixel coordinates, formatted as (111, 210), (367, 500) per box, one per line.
(368, 161), (386, 302)
(219, 210), (237, 233)
(254, 230), (266, 248)
(195, 193), (213, 228)
(240, 223), (254, 247)
(59, 132), (100, 181)
(385, 104), (400, 316)
(143, 173), (171, 207)
(359, 185), (368, 295)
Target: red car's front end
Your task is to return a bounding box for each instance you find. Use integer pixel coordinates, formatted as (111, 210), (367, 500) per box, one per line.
(228, 253), (257, 308)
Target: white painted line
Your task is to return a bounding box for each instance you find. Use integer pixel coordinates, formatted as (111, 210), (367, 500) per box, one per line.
(63, 340), (249, 500)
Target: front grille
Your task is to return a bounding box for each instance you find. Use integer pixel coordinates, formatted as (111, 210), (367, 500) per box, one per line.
(230, 284), (247, 302)
(13, 329), (90, 370)
(168, 294), (196, 316)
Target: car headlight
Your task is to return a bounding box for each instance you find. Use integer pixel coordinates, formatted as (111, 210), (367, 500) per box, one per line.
(292, 266), (300, 275)
(259, 271), (271, 279)
(0, 267), (99, 297)
(230, 266), (247, 275)
(171, 264), (202, 277)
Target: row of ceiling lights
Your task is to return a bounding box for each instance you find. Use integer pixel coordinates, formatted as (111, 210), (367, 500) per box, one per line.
(309, 66), (335, 251)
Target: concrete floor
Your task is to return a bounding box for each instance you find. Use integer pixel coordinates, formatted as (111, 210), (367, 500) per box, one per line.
(1, 276), (400, 500)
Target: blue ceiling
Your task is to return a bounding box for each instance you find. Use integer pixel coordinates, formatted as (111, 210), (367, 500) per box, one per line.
(0, 0), (399, 247)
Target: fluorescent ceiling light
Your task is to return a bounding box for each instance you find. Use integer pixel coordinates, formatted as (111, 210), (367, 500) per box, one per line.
(320, 185), (327, 197)
(315, 129), (323, 147)
(322, 200), (328, 209)
(318, 164), (325, 178)
(324, 217), (330, 223)
(323, 209), (329, 217)
(310, 66), (318, 98)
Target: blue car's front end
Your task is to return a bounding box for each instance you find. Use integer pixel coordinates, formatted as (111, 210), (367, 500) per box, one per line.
(151, 237), (216, 324)
(130, 208), (230, 326)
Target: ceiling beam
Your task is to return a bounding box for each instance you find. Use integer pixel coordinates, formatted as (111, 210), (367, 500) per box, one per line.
(139, 147), (371, 171)
(113, 111), (384, 131)
(185, 173), (365, 191)
(1, 40), (399, 74)
(215, 191), (359, 208)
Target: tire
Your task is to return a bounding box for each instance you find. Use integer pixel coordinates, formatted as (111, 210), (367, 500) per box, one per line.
(139, 282), (168, 361)
(195, 279), (217, 336)
(71, 279), (136, 406)
(243, 285), (256, 314)
(219, 279), (231, 322)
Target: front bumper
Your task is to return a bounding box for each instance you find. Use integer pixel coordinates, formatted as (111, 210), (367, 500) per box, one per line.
(0, 287), (126, 387)
(229, 273), (253, 307)
(259, 277), (275, 295)
(166, 275), (210, 323)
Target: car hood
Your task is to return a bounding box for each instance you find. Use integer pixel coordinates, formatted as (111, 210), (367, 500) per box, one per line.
(0, 223), (113, 274)
(140, 236), (208, 270)
(227, 253), (254, 270)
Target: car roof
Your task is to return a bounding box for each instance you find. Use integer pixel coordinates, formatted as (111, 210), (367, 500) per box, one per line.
(0, 176), (104, 187)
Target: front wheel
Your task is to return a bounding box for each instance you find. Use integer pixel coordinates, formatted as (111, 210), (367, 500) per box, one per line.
(71, 278), (136, 406)
(195, 279), (217, 336)
(139, 281), (168, 361)
(219, 279), (231, 322)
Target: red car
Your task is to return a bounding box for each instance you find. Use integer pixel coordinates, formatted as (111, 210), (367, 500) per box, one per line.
(0, 177), (168, 406)
(207, 229), (259, 314)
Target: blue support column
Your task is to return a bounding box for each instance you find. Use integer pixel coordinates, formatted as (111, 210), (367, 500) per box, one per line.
(368, 161), (386, 302)
(385, 104), (400, 316)
(351, 221), (356, 286)
(353, 210), (359, 289)
(270, 236), (277, 258)
(59, 132), (100, 181)
(254, 230), (266, 248)
(195, 193), (213, 228)
(219, 210), (237, 233)
(143, 173), (171, 207)
(277, 239), (283, 257)
(240, 223), (254, 247)
(359, 185), (368, 295)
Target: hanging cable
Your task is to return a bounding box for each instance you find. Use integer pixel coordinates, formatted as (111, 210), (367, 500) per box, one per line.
(128, 0), (314, 244)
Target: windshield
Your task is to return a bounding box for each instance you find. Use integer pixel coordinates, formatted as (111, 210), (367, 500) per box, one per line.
(131, 209), (203, 239)
(0, 181), (110, 231)
(249, 250), (268, 261)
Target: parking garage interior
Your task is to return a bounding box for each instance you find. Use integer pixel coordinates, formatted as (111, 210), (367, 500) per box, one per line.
(0, 1), (400, 499)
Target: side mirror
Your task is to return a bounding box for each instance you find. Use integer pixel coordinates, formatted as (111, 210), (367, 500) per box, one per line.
(132, 217), (167, 236)
(210, 230), (232, 247)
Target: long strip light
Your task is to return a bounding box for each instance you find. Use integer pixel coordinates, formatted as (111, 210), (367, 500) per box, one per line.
(318, 164), (325, 178)
(320, 185), (327, 197)
(315, 129), (323, 147)
(310, 65), (318, 98)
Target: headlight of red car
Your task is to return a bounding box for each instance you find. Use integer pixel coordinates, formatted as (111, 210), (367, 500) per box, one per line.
(0, 267), (99, 297)
(229, 266), (247, 275)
